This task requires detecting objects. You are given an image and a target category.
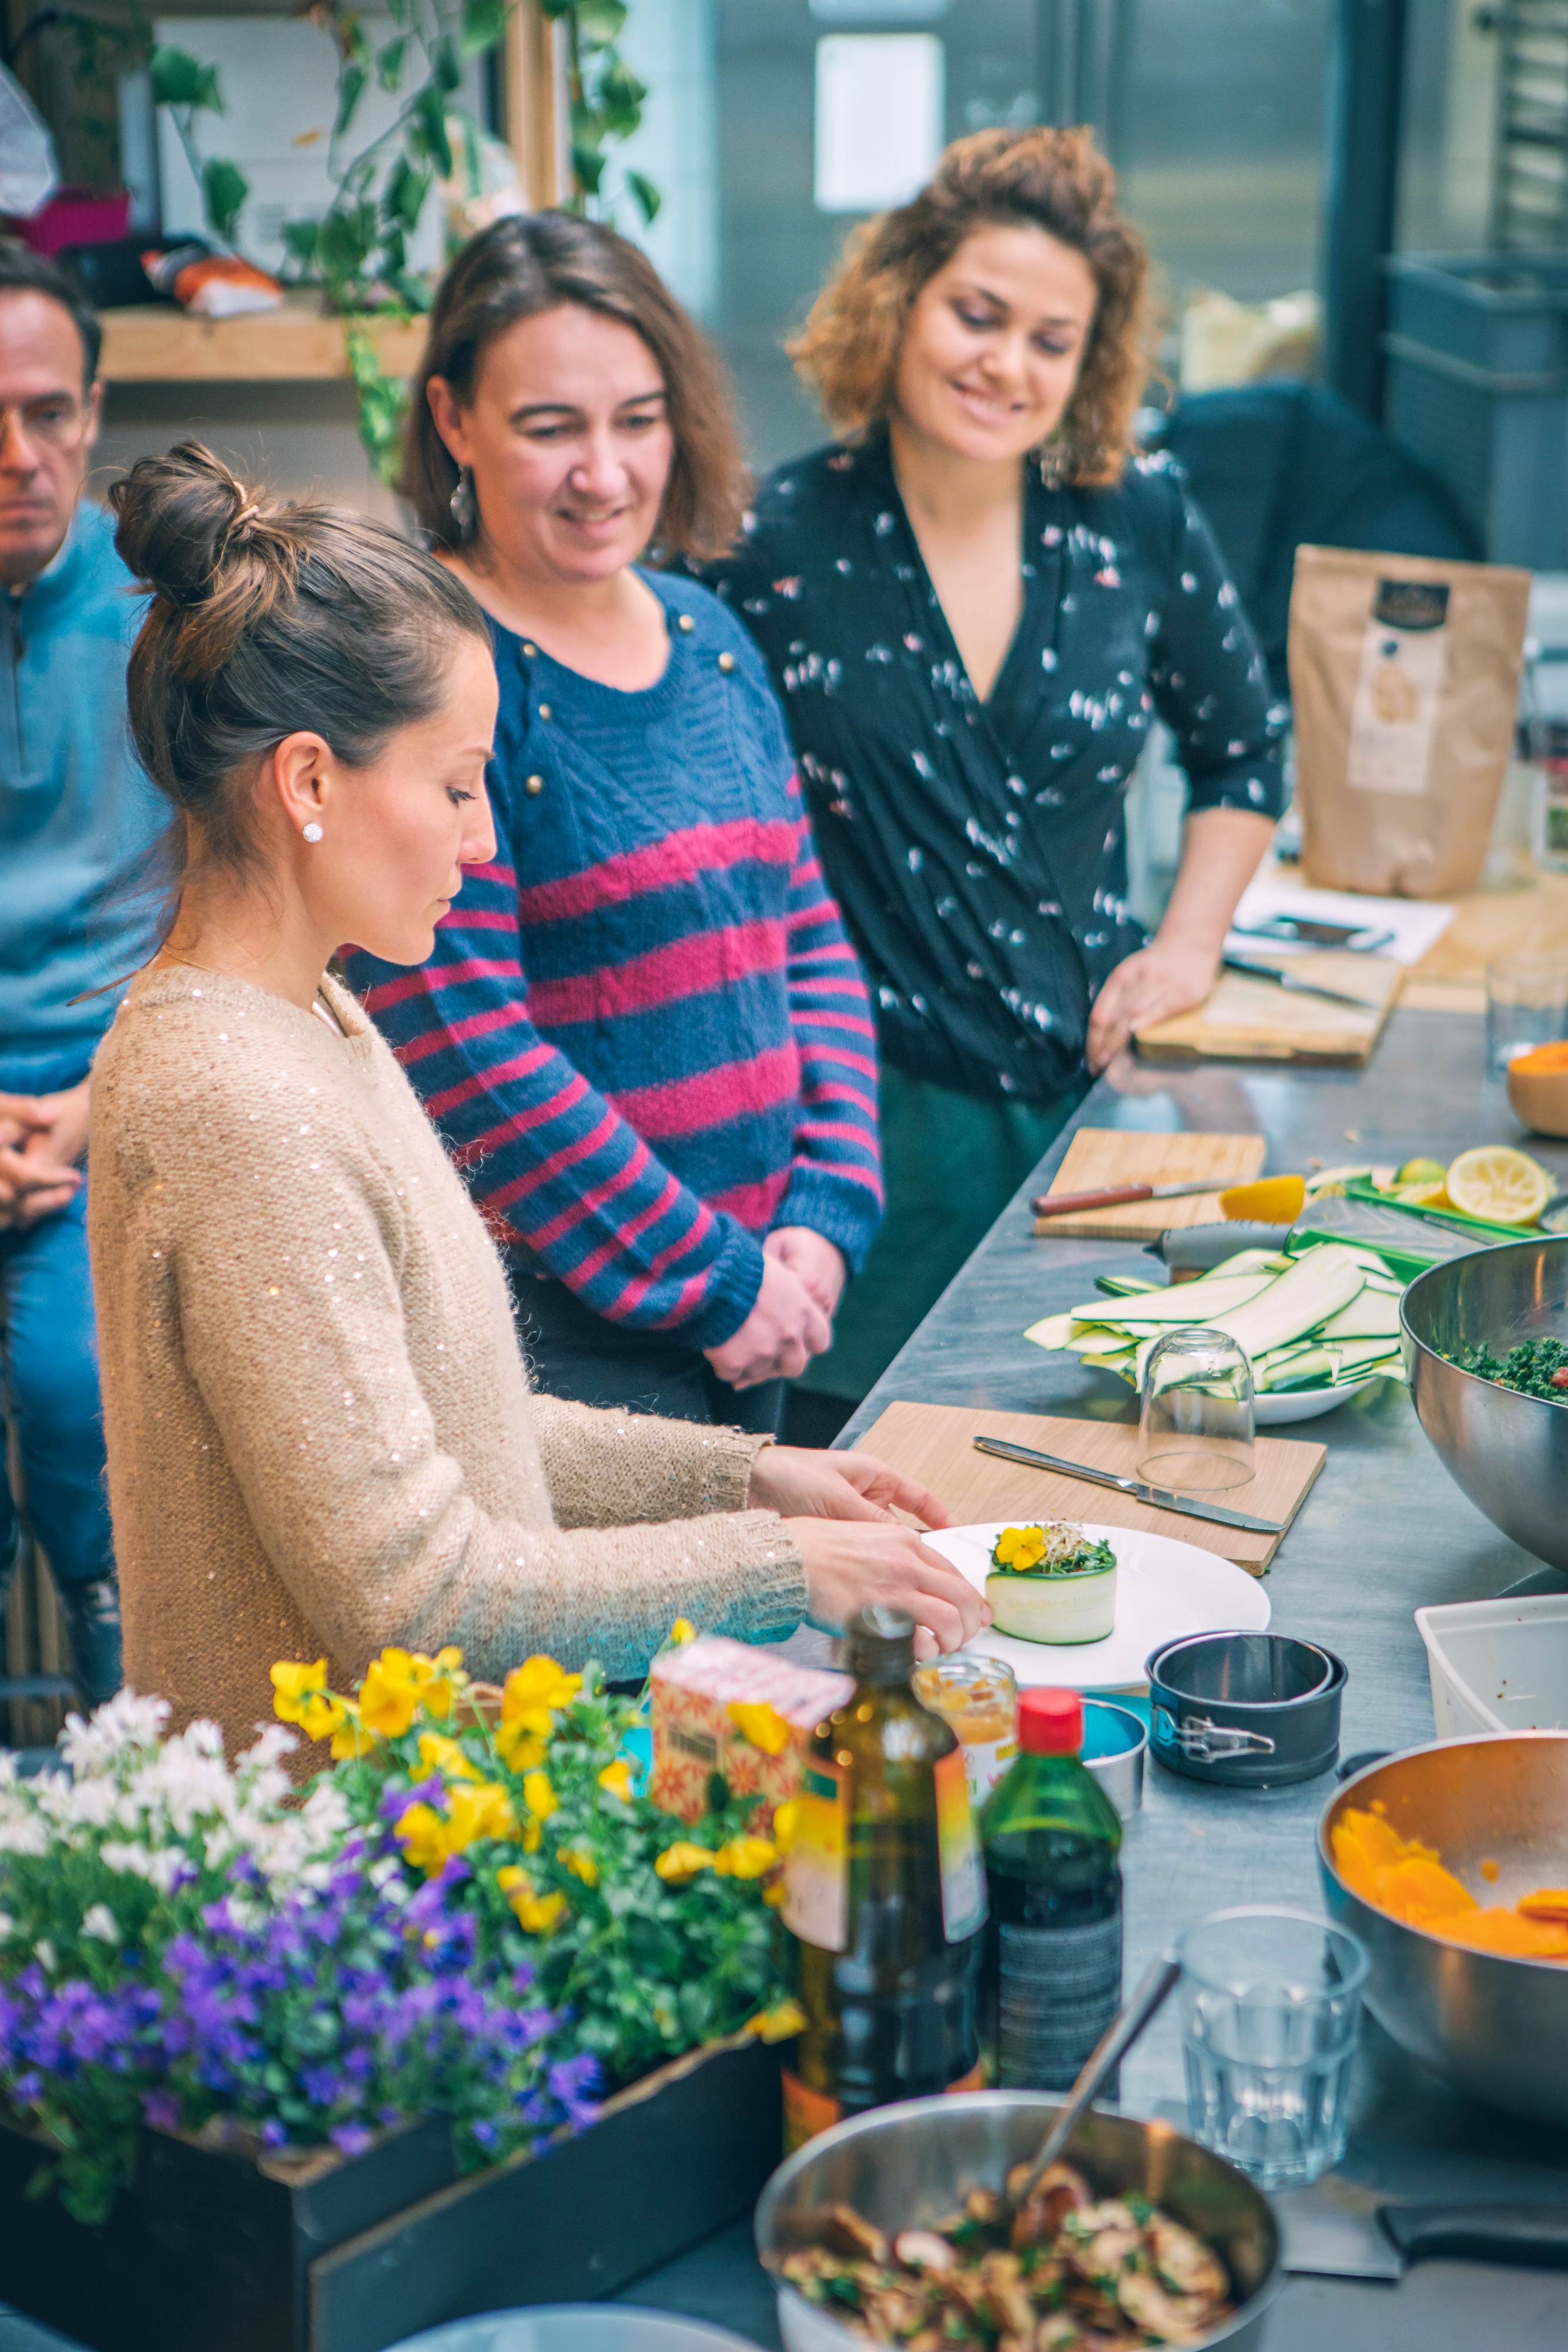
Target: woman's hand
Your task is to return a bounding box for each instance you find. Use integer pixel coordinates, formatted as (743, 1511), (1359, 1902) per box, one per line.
(748, 1444), (953, 1528)
(787, 1517), (988, 1658)
(703, 1253), (832, 1390)
(1085, 938), (1219, 1073)
(763, 1226), (847, 1318)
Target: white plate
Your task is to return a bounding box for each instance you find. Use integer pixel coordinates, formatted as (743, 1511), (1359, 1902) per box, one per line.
(1255, 1377), (1373, 1424)
(927, 1520), (1270, 1691)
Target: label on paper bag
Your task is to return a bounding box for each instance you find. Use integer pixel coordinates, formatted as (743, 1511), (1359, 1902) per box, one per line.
(780, 1758), (848, 1951)
(934, 1747), (986, 1943)
(1345, 577), (1450, 798)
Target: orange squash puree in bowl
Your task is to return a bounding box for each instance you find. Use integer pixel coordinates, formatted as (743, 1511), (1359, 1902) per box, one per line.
(1510, 1040), (1568, 1074)
(1332, 1807), (1568, 1959)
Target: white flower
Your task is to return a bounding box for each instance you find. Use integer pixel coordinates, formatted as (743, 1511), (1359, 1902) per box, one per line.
(82, 1904), (119, 1942)
(35, 1939), (56, 1974)
(59, 1691), (170, 1777)
(0, 1912), (15, 1940)
(0, 1815), (48, 1858)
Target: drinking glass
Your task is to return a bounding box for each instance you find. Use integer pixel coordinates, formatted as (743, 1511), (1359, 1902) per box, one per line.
(1137, 1327), (1255, 1494)
(1179, 1906), (1368, 2188)
(1486, 951), (1568, 1073)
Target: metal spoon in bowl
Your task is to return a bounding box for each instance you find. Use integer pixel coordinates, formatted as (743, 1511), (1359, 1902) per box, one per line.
(1003, 1952), (1183, 2224)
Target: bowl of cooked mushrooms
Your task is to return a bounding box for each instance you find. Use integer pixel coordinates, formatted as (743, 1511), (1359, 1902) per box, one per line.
(755, 2092), (1282, 2352)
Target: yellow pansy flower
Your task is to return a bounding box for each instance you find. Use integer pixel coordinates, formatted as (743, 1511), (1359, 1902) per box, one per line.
(417, 1731), (480, 1784)
(668, 1618), (698, 1647)
(496, 1863), (568, 1936)
(597, 1758), (634, 1804)
(558, 1845), (598, 1886)
(359, 1650), (423, 1740)
(993, 1524), (1047, 1572)
(770, 1800), (799, 1854)
(394, 1801), (451, 1878)
(406, 1647), (464, 1719)
(745, 1999), (806, 2041)
(500, 1655), (582, 1742)
(494, 1720), (545, 1772)
(444, 1781), (517, 1851)
(655, 1841), (717, 1884)
(728, 1699), (791, 1757)
(270, 1658), (327, 1726)
(330, 1711), (376, 1761)
(521, 1769), (558, 1824)
(297, 1691), (349, 1744)
(714, 1835), (778, 1881)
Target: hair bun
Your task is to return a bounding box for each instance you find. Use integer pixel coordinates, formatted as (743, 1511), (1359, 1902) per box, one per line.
(109, 441), (272, 609)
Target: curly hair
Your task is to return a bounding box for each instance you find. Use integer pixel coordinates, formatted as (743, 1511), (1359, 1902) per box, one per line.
(789, 126), (1152, 488)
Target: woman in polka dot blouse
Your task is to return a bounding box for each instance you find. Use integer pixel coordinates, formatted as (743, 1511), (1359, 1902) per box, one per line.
(700, 127), (1286, 1413)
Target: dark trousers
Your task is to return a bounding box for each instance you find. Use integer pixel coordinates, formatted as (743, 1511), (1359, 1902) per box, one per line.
(508, 1263), (784, 1437)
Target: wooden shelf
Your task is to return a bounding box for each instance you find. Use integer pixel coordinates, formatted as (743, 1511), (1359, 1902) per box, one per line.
(98, 297), (428, 385)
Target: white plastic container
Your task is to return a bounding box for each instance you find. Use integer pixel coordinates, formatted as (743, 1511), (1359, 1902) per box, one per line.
(1415, 1594), (1568, 1736)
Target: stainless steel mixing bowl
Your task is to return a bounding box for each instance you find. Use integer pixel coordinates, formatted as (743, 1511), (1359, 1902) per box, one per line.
(755, 2092), (1282, 2352)
(1401, 1233), (1568, 1571)
(1318, 1732), (1568, 2129)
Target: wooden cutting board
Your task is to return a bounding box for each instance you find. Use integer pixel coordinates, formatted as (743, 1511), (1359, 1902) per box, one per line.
(1403, 869), (1568, 1014)
(1034, 1126), (1265, 1240)
(1135, 949), (1402, 1067)
(857, 1400), (1324, 1575)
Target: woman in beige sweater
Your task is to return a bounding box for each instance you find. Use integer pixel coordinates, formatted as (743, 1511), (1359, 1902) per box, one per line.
(89, 445), (983, 1751)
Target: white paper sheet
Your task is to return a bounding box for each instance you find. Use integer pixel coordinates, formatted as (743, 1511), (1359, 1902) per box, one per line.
(813, 33), (944, 213)
(1224, 868), (1455, 968)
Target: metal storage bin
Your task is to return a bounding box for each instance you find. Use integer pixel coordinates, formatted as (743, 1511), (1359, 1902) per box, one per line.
(1383, 253), (1568, 570)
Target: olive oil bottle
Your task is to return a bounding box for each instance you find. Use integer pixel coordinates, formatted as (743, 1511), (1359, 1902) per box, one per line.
(979, 1686), (1123, 2090)
(781, 1606), (987, 2147)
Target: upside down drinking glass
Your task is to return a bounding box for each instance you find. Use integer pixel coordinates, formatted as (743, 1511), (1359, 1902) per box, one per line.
(1137, 1327), (1255, 1495)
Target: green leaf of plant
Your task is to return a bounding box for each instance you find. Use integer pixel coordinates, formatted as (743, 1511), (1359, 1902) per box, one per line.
(460, 0), (509, 55)
(281, 216), (323, 267)
(626, 169), (661, 226)
(571, 139), (607, 195)
(574, 0), (628, 44)
(201, 156), (250, 242)
(409, 81), (454, 176)
(433, 33), (463, 93)
(318, 200), (377, 282)
(377, 34), (408, 89)
(149, 44), (222, 113)
(383, 154), (431, 232)
(334, 61), (368, 136)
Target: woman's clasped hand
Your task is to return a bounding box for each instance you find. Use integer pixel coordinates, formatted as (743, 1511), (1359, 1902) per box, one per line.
(703, 1232), (848, 1390)
(746, 1443), (987, 1660)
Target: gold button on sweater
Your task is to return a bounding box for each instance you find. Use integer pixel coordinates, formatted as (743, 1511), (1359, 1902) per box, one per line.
(88, 965), (807, 1753)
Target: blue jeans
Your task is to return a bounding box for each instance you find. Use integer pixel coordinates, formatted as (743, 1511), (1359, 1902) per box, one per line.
(0, 1040), (120, 1705)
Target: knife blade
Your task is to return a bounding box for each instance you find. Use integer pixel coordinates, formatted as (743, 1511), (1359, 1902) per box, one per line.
(1221, 953), (1383, 1012)
(972, 1434), (1286, 1535)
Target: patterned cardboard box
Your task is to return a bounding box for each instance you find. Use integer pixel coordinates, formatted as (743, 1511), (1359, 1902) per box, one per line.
(649, 1635), (853, 1828)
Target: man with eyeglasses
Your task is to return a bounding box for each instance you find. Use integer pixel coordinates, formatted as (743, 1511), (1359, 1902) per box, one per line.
(0, 241), (169, 1710)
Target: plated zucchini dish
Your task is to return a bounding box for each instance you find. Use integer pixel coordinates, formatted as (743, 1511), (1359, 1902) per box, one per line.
(987, 1522), (1118, 1645)
(1025, 1239), (1405, 1400)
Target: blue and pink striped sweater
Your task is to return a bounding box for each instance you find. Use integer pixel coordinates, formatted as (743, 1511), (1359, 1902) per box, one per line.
(347, 571), (882, 1349)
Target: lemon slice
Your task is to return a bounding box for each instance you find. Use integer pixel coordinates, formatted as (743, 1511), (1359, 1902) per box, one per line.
(1444, 1145), (1553, 1226)
(1397, 1156), (1446, 1186)
(1392, 1180), (1450, 1208)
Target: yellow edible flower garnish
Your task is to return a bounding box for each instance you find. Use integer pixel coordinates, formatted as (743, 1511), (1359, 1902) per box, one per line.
(597, 1758), (635, 1804)
(993, 1525), (1048, 1572)
(655, 1841), (717, 1884)
(728, 1700), (790, 1757)
(497, 1863), (568, 1936)
(359, 1650), (424, 1740)
(270, 1658), (327, 1725)
(668, 1618), (698, 1647)
(713, 1836), (778, 1881)
(558, 1845), (599, 1886)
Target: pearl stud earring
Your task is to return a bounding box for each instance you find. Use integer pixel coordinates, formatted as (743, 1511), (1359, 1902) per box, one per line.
(302, 822), (323, 844)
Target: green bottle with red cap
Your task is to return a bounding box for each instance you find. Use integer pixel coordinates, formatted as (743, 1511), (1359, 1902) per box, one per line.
(978, 1685), (1124, 2090)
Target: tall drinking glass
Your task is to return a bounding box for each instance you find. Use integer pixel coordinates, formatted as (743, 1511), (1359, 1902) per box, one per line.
(1486, 951), (1568, 1073)
(1179, 1905), (1367, 2187)
(1137, 1327), (1255, 1495)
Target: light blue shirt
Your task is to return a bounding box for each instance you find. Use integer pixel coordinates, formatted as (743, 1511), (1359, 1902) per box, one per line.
(0, 500), (170, 1056)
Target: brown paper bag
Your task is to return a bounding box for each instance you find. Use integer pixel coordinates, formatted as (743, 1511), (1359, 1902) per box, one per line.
(1288, 544), (1531, 898)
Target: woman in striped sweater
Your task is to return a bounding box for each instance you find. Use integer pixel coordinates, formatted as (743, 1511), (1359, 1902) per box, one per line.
(347, 216), (881, 1433)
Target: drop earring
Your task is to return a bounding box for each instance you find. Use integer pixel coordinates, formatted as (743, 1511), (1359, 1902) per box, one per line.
(450, 464), (477, 540)
(302, 822), (323, 843)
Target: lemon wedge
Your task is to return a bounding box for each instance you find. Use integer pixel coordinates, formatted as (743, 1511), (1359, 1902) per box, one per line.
(1392, 1180), (1451, 1208)
(1443, 1145), (1553, 1226)
(1218, 1173), (1307, 1224)
(1396, 1157), (1446, 1186)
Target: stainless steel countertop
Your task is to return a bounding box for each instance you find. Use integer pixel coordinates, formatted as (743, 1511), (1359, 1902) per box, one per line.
(821, 1006), (1568, 2348)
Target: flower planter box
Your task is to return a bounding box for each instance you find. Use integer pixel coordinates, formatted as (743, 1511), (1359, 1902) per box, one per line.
(0, 2035), (782, 2352)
